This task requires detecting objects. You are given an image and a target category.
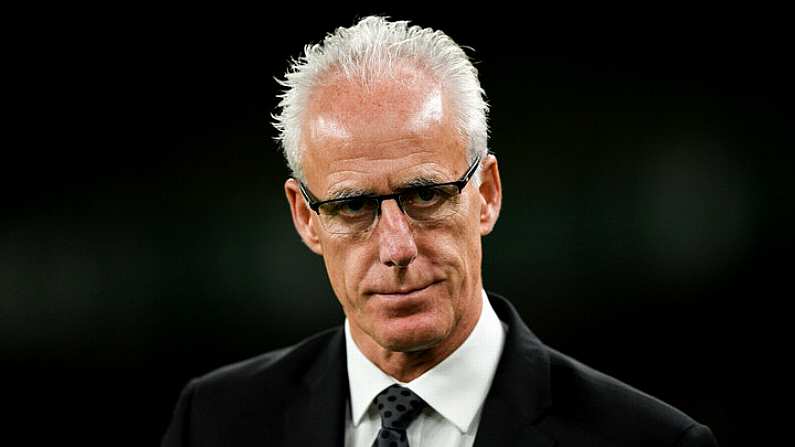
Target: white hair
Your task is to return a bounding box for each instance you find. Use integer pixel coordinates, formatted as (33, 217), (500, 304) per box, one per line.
(272, 16), (490, 182)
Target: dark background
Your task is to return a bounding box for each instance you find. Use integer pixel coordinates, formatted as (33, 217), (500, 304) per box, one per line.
(3, 6), (791, 445)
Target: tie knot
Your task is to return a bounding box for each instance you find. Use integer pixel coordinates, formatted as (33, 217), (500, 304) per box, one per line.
(373, 384), (426, 430)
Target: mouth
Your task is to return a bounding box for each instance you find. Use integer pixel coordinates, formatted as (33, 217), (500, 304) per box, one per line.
(369, 280), (442, 299)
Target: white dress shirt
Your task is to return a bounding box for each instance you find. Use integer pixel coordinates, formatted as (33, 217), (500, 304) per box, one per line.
(344, 290), (506, 447)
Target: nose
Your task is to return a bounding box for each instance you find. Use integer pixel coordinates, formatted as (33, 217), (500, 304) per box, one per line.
(376, 199), (417, 268)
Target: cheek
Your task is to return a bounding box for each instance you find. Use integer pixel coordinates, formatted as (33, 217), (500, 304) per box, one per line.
(320, 238), (372, 308)
(419, 212), (481, 274)
(447, 205), (483, 282)
(451, 194), (483, 248)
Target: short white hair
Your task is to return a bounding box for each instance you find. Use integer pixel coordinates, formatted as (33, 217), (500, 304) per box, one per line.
(272, 16), (489, 182)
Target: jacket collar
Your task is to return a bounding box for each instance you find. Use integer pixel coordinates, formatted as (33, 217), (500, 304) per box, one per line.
(281, 328), (349, 446)
(279, 292), (555, 447)
(472, 292), (555, 447)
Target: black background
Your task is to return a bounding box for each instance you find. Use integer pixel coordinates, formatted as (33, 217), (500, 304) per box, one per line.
(3, 5), (791, 445)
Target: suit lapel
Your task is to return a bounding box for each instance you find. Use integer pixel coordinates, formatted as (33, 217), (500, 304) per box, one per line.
(281, 328), (349, 447)
(277, 295), (556, 446)
(474, 294), (557, 447)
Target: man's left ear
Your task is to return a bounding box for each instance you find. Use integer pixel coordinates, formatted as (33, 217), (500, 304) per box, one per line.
(478, 152), (502, 236)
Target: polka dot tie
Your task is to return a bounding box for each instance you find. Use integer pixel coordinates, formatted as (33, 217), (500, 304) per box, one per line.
(371, 384), (427, 447)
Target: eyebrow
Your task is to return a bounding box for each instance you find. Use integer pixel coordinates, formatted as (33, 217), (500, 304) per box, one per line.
(326, 187), (374, 200)
(325, 175), (447, 201)
(397, 176), (447, 190)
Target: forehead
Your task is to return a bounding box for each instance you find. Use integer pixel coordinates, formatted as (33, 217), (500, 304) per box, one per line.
(301, 65), (467, 194)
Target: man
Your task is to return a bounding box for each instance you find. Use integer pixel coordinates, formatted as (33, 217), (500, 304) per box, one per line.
(163, 16), (718, 446)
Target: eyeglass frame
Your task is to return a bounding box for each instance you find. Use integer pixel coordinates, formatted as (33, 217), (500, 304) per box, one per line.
(296, 150), (486, 224)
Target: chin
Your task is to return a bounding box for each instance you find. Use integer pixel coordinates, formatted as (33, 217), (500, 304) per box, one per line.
(373, 313), (451, 353)
(379, 334), (443, 353)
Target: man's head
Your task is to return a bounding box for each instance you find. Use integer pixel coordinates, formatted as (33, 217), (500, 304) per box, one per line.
(275, 17), (502, 360)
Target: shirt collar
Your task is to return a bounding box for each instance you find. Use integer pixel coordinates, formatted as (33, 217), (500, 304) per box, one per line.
(345, 289), (506, 434)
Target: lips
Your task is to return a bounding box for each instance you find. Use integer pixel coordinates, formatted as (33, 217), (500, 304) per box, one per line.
(368, 280), (440, 298)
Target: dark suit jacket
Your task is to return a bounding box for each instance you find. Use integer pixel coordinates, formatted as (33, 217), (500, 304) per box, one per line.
(162, 293), (718, 446)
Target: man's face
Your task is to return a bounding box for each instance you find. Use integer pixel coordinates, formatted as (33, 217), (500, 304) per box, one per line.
(285, 66), (500, 354)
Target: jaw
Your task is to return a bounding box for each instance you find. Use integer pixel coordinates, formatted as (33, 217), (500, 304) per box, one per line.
(344, 279), (483, 382)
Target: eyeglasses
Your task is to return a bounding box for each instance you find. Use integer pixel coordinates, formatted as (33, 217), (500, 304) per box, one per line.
(298, 152), (483, 235)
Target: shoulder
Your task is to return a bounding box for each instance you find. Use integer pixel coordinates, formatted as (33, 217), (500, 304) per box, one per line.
(542, 347), (715, 446)
(487, 292), (715, 445)
(185, 326), (342, 412)
(162, 327), (346, 445)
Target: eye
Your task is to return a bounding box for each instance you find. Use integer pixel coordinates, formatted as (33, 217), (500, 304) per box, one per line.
(322, 197), (376, 218)
(341, 198), (366, 213)
(416, 188), (438, 202)
(404, 186), (448, 207)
